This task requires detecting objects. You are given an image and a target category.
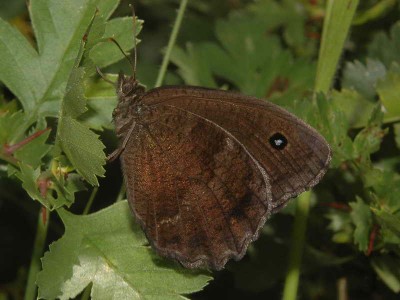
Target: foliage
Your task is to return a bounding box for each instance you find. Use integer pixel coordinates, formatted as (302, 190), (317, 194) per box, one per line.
(1, 0), (400, 299)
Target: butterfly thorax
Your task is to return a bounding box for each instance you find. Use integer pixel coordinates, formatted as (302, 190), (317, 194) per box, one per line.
(113, 73), (146, 139)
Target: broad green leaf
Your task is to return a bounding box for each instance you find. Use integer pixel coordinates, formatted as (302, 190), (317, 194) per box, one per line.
(371, 255), (400, 293)
(37, 201), (212, 300)
(0, 17), (41, 113)
(342, 59), (386, 100)
(0, 0), (116, 116)
(349, 197), (372, 252)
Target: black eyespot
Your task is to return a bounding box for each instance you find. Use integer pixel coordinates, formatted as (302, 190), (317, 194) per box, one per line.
(269, 133), (287, 150)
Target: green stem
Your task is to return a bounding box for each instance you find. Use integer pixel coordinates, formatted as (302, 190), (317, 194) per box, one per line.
(82, 187), (98, 215)
(314, 0), (359, 93)
(353, 0), (396, 25)
(24, 207), (50, 300)
(115, 183), (126, 202)
(282, 191), (311, 300)
(337, 277), (348, 300)
(154, 0), (189, 87)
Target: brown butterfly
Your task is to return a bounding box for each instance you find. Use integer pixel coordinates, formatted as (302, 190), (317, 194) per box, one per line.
(105, 8), (331, 270)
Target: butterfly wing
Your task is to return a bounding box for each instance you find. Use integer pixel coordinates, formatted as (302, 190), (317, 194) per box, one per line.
(121, 86), (331, 270)
(143, 86), (331, 210)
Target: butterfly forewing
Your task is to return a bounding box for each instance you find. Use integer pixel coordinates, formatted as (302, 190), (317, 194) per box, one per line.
(143, 87), (331, 209)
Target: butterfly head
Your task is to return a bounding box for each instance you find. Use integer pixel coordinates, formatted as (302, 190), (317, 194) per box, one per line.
(116, 72), (145, 100)
(112, 72), (146, 137)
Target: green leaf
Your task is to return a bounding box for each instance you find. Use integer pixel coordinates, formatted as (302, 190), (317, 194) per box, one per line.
(0, 0), (133, 174)
(325, 210), (353, 244)
(342, 59), (386, 100)
(13, 127), (52, 169)
(14, 162), (85, 210)
(15, 163), (50, 208)
(363, 169), (400, 211)
(52, 173), (87, 209)
(0, 0), (119, 117)
(58, 116), (105, 186)
(82, 76), (118, 130)
(82, 96), (116, 130)
(349, 197), (372, 252)
(63, 68), (87, 118)
(376, 64), (400, 121)
(331, 89), (376, 128)
(0, 110), (25, 144)
(90, 17), (143, 68)
(56, 18), (107, 186)
(245, 0), (309, 51)
(307, 93), (353, 167)
(170, 9), (315, 103)
(37, 201), (212, 300)
(353, 107), (387, 163)
(368, 21), (400, 68)
(0, 17), (40, 113)
(371, 255), (400, 293)
(372, 208), (400, 238)
(170, 43), (218, 88)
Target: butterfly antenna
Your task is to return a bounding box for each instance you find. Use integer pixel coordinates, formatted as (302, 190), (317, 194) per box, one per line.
(95, 66), (115, 85)
(129, 3), (138, 80)
(108, 37), (136, 75)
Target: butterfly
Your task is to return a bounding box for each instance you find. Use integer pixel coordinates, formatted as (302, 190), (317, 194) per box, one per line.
(104, 7), (331, 271)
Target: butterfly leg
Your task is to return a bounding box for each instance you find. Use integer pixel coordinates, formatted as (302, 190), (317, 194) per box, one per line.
(107, 120), (137, 162)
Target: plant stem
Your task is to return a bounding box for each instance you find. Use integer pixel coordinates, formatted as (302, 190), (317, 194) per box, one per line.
(314, 0), (359, 93)
(282, 191), (311, 300)
(154, 0), (189, 87)
(337, 277), (348, 300)
(115, 183), (126, 202)
(353, 0), (396, 25)
(79, 186), (98, 299)
(24, 207), (49, 300)
(82, 187), (99, 215)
